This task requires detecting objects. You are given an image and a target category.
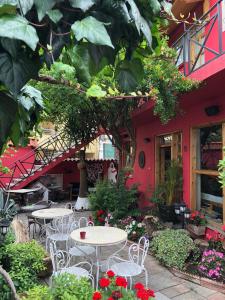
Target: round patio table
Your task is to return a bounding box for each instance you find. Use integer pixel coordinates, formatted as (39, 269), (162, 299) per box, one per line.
(32, 208), (73, 219)
(70, 226), (127, 288)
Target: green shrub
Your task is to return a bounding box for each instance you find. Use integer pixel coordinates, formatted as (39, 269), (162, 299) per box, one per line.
(23, 274), (93, 300)
(151, 229), (197, 270)
(90, 171), (139, 224)
(3, 240), (46, 292)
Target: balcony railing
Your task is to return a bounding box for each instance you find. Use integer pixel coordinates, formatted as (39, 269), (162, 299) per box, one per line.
(173, 0), (225, 76)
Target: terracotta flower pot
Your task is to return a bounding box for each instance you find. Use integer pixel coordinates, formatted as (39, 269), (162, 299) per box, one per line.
(187, 224), (206, 236)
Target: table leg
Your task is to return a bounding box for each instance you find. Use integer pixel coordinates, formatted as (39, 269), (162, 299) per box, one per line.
(96, 246), (101, 289)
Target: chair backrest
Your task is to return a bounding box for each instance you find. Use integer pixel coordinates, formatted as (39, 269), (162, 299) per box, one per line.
(46, 214), (71, 236)
(78, 217), (94, 228)
(128, 236), (149, 267)
(49, 242), (69, 273)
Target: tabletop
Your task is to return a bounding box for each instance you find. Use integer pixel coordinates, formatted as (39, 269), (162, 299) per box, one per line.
(7, 187), (41, 194)
(70, 226), (127, 246)
(32, 208), (73, 219)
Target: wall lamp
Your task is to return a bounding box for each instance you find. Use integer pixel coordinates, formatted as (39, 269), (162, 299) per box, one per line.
(205, 105), (220, 116)
(143, 137), (151, 144)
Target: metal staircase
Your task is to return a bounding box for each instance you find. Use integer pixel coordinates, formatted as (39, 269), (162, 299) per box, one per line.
(0, 130), (99, 190)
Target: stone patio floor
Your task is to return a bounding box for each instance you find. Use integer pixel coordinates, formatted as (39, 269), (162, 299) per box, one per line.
(17, 201), (225, 300)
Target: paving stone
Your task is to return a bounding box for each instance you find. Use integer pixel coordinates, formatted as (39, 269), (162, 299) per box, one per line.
(155, 292), (172, 300)
(184, 281), (220, 297)
(172, 291), (206, 300)
(207, 292), (225, 300)
(149, 273), (184, 292)
(161, 284), (190, 298)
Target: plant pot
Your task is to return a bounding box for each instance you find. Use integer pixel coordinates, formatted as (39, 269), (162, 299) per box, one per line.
(38, 256), (53, 278)
(187, 224), (206, 236)
(158, 204), (178, 223)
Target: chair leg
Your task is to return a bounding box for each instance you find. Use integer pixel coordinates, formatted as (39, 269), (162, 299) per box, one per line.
(129, 276), (132, 289)
(144, 269), (148, 288)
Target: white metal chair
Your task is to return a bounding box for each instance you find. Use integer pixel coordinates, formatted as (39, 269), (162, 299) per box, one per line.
(49, 241), (94, 286)
(108, 236), (149, 288)
(68, 217), (95, 257)
(46, 214), (73, 251)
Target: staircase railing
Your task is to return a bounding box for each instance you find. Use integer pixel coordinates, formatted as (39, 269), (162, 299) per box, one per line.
(173, 0), (225, 75)
(0, 130), (98, 190)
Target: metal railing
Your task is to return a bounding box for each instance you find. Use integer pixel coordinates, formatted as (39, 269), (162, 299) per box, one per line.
(173, 0), (225, 75)
(0, 130), (99, 190)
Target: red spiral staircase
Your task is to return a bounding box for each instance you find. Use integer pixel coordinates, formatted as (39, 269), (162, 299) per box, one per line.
(0, 130), (100, 190)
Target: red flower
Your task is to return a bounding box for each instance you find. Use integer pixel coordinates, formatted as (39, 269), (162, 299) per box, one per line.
(146, 289), (155, 297)
(107, 298), (114, 300)
(206, 233), (213, 240)
(93, 291), (102, 300)
(111, 291), (123, 299)
(134, 282), (145, 290)
(97, 210), (104, 217)
(98, 217), (105, 223)
(137, 289), (149, 300)
(107, 270), (115, 278)
(115, 277), (127, 288)
(222, 224), (225, 231)
(99, 277), (110, 288)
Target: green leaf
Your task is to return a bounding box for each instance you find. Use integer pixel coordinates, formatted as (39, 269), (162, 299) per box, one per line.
(19, 85), (43, 108)
(0, 38), (21, 58)
(71, 16), (114, 48)
(18, 0), (34, 15)
(126, 0), (141, 33)
(140, 16), (152, 47)
(162, 0), (172, 15)
(0, 92), (18, 148)
(0, 0), (17, 15)
(69, 0), (95, 12)
(0, 14), (39, 50)
(115, 58), (144, 92)
(34, 0), (57, 21)
(86, 84), (106, 98)
(67, 44), (94, 83)
(47, 9), (63, 23)
(0, 52), (38, 94)
(149, 0), (161, 15)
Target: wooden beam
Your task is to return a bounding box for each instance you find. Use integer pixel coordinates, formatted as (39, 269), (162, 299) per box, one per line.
(190, 128), (197, 210)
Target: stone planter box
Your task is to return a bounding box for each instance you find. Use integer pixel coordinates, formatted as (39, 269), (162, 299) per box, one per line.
(187, 224), (206, 236)
(38, 256), (53, 278)
(170, 268), (225, 294)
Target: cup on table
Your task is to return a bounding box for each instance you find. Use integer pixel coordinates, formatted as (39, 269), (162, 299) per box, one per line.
(80, 231), (86, 239)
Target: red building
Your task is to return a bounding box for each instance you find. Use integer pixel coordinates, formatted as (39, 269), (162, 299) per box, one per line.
(129, 0), (225, 229)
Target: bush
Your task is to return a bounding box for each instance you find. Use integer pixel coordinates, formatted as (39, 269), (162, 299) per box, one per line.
(23, 273), (93, 300)
(151, 229), (197, 270)
(90, 171), (139, 224)
(3, 240), (46, 292)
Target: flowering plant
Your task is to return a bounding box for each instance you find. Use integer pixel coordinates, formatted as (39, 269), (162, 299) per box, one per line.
(198, 249), (225, 281)
(118, 217), (145, 241)
(189, 211), (207, 226)
(93, 270), (155, 299)
(95, 210), (108, 225)
(206, 231), (224, 251)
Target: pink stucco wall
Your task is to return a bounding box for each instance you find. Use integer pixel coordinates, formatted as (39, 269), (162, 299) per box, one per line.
(131, 90), (225, 208)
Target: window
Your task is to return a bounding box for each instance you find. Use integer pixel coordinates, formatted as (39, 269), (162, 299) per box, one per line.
(191, 124), (224, 224)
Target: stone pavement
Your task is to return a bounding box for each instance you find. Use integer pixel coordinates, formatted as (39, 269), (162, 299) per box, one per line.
(17, 201), (225, 300)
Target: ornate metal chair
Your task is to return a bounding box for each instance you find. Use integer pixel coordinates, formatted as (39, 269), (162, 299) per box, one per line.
(108, 236), (149, 288)
(49, 241), (94, 286)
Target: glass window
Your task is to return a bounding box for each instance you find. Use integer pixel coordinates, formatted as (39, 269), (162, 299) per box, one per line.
(200, 125), (222, 170)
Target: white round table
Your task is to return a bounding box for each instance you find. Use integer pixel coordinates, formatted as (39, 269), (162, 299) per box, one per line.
(70, 226), (127, 287)
(32, 208), (73, 219)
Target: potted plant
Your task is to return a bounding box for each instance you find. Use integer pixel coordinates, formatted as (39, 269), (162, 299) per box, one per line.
(187, 211), (207, 236)
(151, 160), (183, 222)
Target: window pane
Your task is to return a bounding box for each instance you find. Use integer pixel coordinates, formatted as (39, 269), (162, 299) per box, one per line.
(200, 125), (222, 170)
(200, 174), (223, 223)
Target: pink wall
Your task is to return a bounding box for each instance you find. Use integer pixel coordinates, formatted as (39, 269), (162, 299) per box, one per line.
(131, 90), (225, 208)
(48, 160), (117, 189)
(0, 146), (35, 186)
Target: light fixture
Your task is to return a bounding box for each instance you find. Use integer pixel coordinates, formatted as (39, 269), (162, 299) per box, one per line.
(143, 137), (151, 144)
(205, 105), (220, 116)
(0, 219), (10, 236)
(174, 203), (190, 228)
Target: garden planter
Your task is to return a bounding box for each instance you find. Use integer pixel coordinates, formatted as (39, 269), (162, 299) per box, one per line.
(187, 224), (206, 236)
(38, 256), (53, 278)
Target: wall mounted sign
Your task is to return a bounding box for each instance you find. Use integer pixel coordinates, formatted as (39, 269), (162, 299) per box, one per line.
(138, 151), (145, 168)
